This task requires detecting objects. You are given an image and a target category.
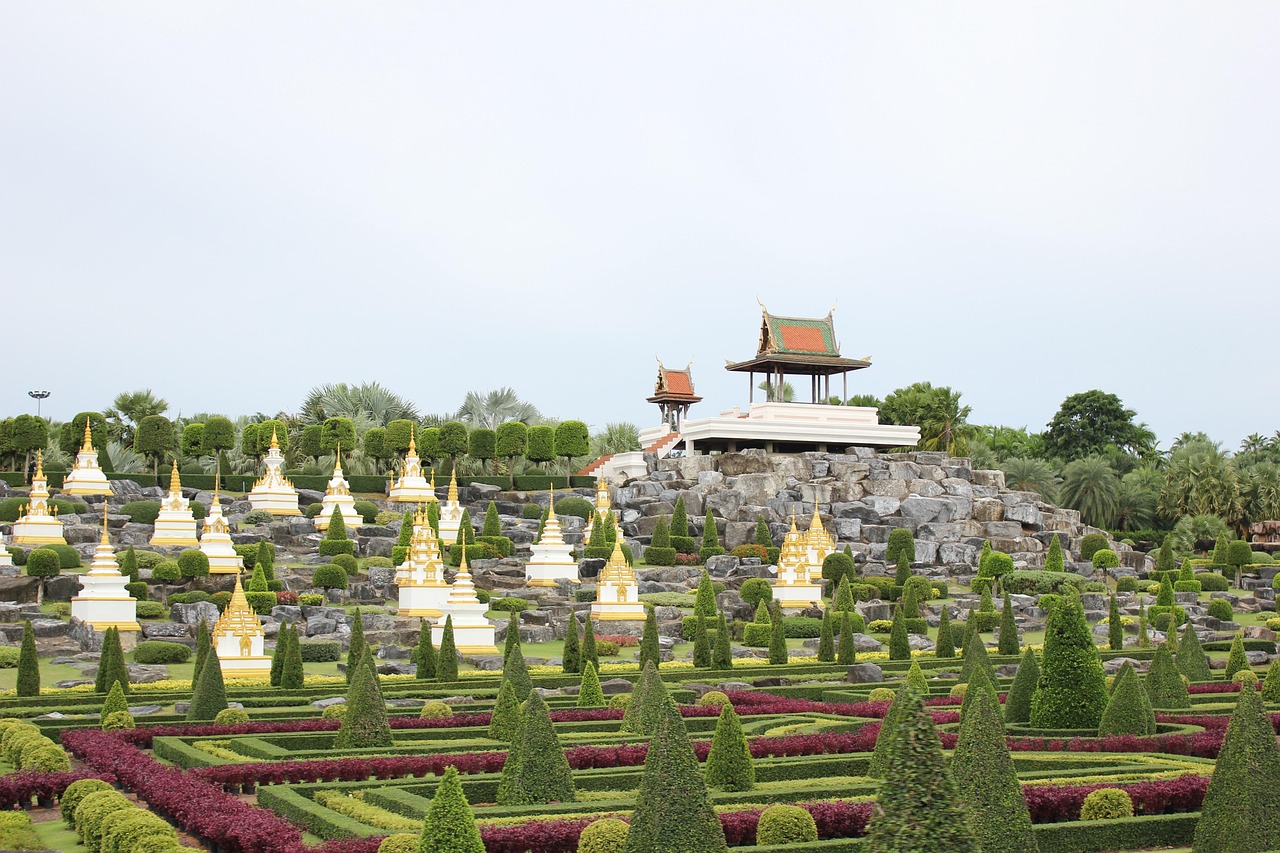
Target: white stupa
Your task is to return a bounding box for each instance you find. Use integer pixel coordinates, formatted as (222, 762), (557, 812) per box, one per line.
(12, 453), (66, 546)
(525, 487), (578, 587)
(61, 421), (112, 496)
(437, 468), (465, 546)
(200, 482), (244, 574)
(150, 460), (199, 547)
(581, 477), (614, 542)
(247, 428), (300, 516)
(70, 513), (139, 633)
(0, 531), (13, 569)
(397, 505), (451, 618)
(771, 513), (825, 612)
(389, 428), (437, 503)
(212, 574), (271, 676)
(591, 539), (646, 622)
(314, 445), (362, 532)
(432, 551), (497, 654)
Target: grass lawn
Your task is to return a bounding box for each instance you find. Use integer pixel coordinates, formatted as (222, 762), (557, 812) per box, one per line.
(31, 815), (89, 852)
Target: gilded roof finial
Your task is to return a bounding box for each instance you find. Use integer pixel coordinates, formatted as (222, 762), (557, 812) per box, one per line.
(335, 443), (342, 473)
(447, 466), (458, 503)
(547, 485), (557, 520)
(34, 450), (44, 480)
(408, 425), (417, 454)
(101, 503), (110, 545)
(270, 426), (280, 450)
(82, 419), (94, 453)
(429, 468), (436, 490)
(169, 458), (182, 493)
(213, 459), (221, 504)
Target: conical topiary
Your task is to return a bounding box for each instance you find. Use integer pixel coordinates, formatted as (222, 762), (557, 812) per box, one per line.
(888, 601), (910, 661)
(334, 650), (392, 748)
(817, 609), (835, 662)
(1098, 661), (1156, 736)
(95, 627), (130, 695)
(959, 625), (993, 686)
(1191, 682), (1280, 852)
(1044, 534), (1064, 572)
(186, 649), (227, 722)
(866, 688), (979, 853)
(638, 607), (660, 670)
(458, 508), (474, 544)
(753, 599), (771, 624)
(502, 643), (533, 702)
(695, 571), (717, 619)
(393, 510), (414, 564)
(1224, 633), (1249, 681)
(699, 510), (723, 560)
(345, 608), (366, 684)
(120, 546), (139, 583)
(951, 685), (1037, 853)
(1176, 622), (1212, 682)
(16, 620), (39, 697)
(869, 684), (908, 778)
(561, 613), (581, 674)
(1262, 659), (1280, 703)
(894, 551), (910, 587)
(101, 681), (128, 720)
(712, 613), (733, 671)
(998, 592), (1019, 655)
(269, 622), (288, 687)
(838, 611), (856, 665)
(482, 501), (501, 537)
(437, 616), (459, 682)
(488, 679), (520, 741)
(670, 496), (689, 538)
(1145, 644), (1189, 709)
(958, 657), (999, 721)
(624, 695), (727, 853)
(503, 610), (520, 660)
(496, 692), (575, 805)
(621, 661), (667, 735)
(768, 603), (788, 665)
(704, 702), (754, 792)
(581, 615), (599, 672)
(418, 766), (484, 853)
(935, 606), (954, 658)
(1003, 647), (1039, 724)
(192, 619), (211, 685)
(416, 618), (436, 680)
(1030, 595), (1107, 729)
(834, 577), (854, 611)
(255, 541), (275, 584)
(578, 661), (605, 707)
(282, 623), (304, 689)
(693, 614), (712, 668)
(1108, 593), (1124, 651)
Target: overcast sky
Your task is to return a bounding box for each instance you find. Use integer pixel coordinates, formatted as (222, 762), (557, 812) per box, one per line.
(2, 3), (1276, 448)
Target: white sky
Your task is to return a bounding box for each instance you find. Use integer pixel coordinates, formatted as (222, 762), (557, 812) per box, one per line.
(2, 3), (1277, 447)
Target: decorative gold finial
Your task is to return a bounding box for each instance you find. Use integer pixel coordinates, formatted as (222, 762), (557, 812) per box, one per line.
(270, 426), (280, 450)
(169, 458), (182, 493)
(429, 468), (436, 490)
(335, 443), (342, 472)
(408, 425), (417, 454)
(447, 466), (458, 502)
(213, 460), (221, 504)
(82, 419), (94, 452)
(101, 504), (110, 545)
(34, 450), (44, 480)
(547, 485), (557, 520)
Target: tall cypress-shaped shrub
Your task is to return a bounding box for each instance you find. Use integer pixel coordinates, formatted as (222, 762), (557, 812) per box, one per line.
(345, 609), (366, 684)
(1260, 659), (1280, 703)
(581, 615), (599, 672)
(1191, 683), (1280, 852)
(869, 684), (908, 778)
(578, 661), (605, 707)
(935, 606), (954, 658)
(866, 689), (979, 853)
(1030, 596), (1108, 729)
(695, 571), (717, 618)
(482, 501), (501, 537)
(437, 616), (459, 681)
(998, 592), (1019, 655)
(1108, 594), (1124, 651)
(503, 643), (533, 702)
(120, 546), (139, 583)
(768, 603), (788, 665)
(712, 614), (733, 671)
(693, 615), (712, 668)
(951, 686), (1038, 853)
(1145, 644), (1190, 709)
(1177, 623), (1213, 682)
(1044, 534), (1064, 572)
(834, 577), (854, 611)
(186, 650), (227, 722)
(16, 620), (39, 697)
(503, 611), (520, 661)
(1003, 647), (1040, 724)
(416, 619), (436, 680)
(1098, 662), (1156, 736)
(624, 696), (727, 853)
(889, 601), (910, 661)
(699, 510), (723, 560)
(418, 766), (484, 853)
(817, 609), (835, 662)
(95, 627), (129, 695)
(894, 551), (910, 587)
(335, 651), (392, 748)
(269, 623), (287, 687)
(638, 607), (660, 671)
(1137, 600), (1150, 648)
(906, 660), (929, 693)
(488, 679), (520, 741)
(959, 625), (993, 685)
(621, 661), (667, 736)
(838, 612), (856, 666)
(670, 496), (689, 538)
(562, 614), (581, 674)
(282, 624), (304, 689)
(192, 619), (211, 685)
(1224, 633), (1249, 681)
(393, 511), (413, 565)
(497, 692), (575, 805)
(754, 515), (772, 548)
(704, 703), (754, 792)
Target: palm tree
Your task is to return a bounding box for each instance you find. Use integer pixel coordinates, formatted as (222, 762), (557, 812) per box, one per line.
(104, 390), (168, 446)
(589, 423), (642, 460)
(455, 388), (541, 430)
(917, 388), (977, 457)
(1240, 433), (1269, 466)
(300, 382), (419, 426)
(756, 380), (794, 402)
(1114, 467), (1160, 531)
(1241, 462), (1280, 525)
(999, 457), (1059, 502)
(1159, 439), (1243, 527)
(1059, 456), (1121, 528)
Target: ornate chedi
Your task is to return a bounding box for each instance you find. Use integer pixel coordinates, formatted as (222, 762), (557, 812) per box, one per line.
(200, 484), (244, 574)
(211, 574), (271, 676)
(314, 445), (361, 532)
(12, 453), (66, 546)
(582, 476), (614, 542)
(150, 460), (199, 547)
(803, 506), (835, 567)
(432, 551), (497, 654)
(526, 487), (578, 587)
(70, 513), (139, 633)
(247, 428), (300, 516)
(61, 421), (112, 496)
(771, 512), (825, 612)
(397, 505), (451, 618)
(437, 468), (465, 546)
(0, 530), (13, 569)
(389, 428), (437, 503)
(591, 539), (645, 622)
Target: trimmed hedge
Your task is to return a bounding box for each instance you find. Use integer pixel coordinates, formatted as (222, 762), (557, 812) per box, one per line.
(133, 641), (192, 665)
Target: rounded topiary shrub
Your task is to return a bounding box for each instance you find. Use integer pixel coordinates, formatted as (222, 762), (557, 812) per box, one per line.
(1232, 669), (1259, 686)
(1115, 577), (1139, 593)
(100, 711), (136, 732)
(312, 564), (348, 590)
(362, 557), (393, 569)
(177, 549), (210, 578)
(331, 553), (359, 576)
(1206, 598), (1235, 621)
(608, 693), (631, 709)
(949, 683), (968, 698)
(321, 703), (348, 720)
(119, 501), (162, 525)
(419, 701), (453, 719)
(869, 687), (896, 703)
(61, 778), (114, 824)
(26, 547), (61, 578)
(576, 817), (629, 853)
(305, 503), (324, 519)
(696, 691), (730, 708)
(377, 834), (419, 853)
(353, 500), (379, 523)
(150, 561), (181, 583)
(756, 803), (818, 845)
(522, 503), (543, 519)
(133, 641), (191, 664)
(214, 708), (250, 725)
(1079, 788), (1134, 821)
(46, 543), (82, 568)
(738, 577), (773, 609)
(554, 497), (593, 520)
(1079, 533), (1110, 562)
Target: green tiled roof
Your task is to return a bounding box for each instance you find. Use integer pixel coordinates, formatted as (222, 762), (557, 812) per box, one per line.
(762, 312), (839, 356)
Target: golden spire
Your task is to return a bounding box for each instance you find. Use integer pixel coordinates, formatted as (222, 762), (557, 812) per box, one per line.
(82, 419), (94, 453)
(213, 459), (221, 505)
(408, 426), (417, 454)
(457, 544), (470, 577)
(101, 504), (110, 546)
(213, 572), (264, 640)
(34, 450), (43, 480)
(270, 426), (279, 450)
(335, 443), (342, 473)
(547, 485), (557, 520)
(429, 468), (436, 490)
(169, 458), (182, 494)
(447, 466), (458, 503)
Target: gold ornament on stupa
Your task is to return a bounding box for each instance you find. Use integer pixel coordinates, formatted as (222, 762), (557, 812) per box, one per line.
(151, 459), (199, 546)
(389, 426), (438, 503)
(591, 539), (645, 622)
(63, 420), (113, 496)
(211, 572), (271, 675)
(431, 549), (497, 654)
(12, 452), (67, 545)
(247, 427), (301, 516)
(70, 510), (139, 632)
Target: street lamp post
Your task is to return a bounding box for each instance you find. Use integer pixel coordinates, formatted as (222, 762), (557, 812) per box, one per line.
(27, 391), (51, 418)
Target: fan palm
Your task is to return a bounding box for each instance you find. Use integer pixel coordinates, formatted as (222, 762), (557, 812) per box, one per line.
(300, 382), (419, 426)
(1241, 462), (1280, 524)
(104, 390), (169, 446)
(756, 380), (794, 403)
(455, 388), (542, 430)
(1000, 457), (1059, 502)
(1059, 456), (1121, 528)
(589, 423), (642, 459)
(1159, 440), (1243, 525)
(1240, 433), (1269, 466)
(1114, 467), (1160, 531)
(917, 388), (977, 456)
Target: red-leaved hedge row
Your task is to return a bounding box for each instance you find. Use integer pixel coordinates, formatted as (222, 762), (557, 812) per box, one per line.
(0, 770), (113, 810)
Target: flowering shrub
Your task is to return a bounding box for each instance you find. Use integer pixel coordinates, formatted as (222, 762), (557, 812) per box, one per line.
(593, 635), (639, 647)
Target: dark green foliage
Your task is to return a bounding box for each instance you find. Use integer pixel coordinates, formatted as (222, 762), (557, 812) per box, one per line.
(482, 501), (501, 537)
(561, 614), (581, 674)
(192, 619), (210, 685)
(1191, 683), (1280, 853)
(503, 643), (533, 702)
(335, 651), (392, 748)
(1155, 537), (1176, 573)
(393, 510), (414, 565)
(699, 510), (724, 560)
(621, 661), (667, 735)
(638, 607), (660, 670)
(1099, 663), (1156, 736)
(468, 429), (497, 469)
(1261, 659), (1280, 703)
(998, 592), (1020, 655)
(437, 617), (459, 681)
(419, 766), (485, 853)
(692, 615), (711, 668)
(935, 606), (955, 658)
(822, 551), (854, 585)
(177, 549), (209, 578)
(1177, 623), (1212, 682)
(670, 496), (689, 538)
(133, 641), (190, 664)
(888, 601), (910, 661)
(526, 425), (556, 467)
(1207, 598), (1234, 621)
(459, 508), (475, 544)
(866, 689), (979, 853)
(488, 679), (520, 741)
(754, 515), (773, 548)
(346, 609), (366, 684)
(134, 415), (175, 473)
(768, 603), (788, 665)
(738, 577), (772, 609)
(1156, 575), (1174, 608)
(581, 615), (599, 672)
(695, 571), (717, 618)
(416, 618), (437, 680)
(624, 695), (727, 853)
(834, 576), (854, 611)
(25, 548), (60, 594)
(894, 551), (910, 586)
(1030, 595), (1108, 729)
(282, 623), (303, 689)
(578, 661), (605, 707)
(312, 564), (348, 590)
(951, 685), (1038, 853)
(959, 624), (993, 686)
(817, 610), (835, 662)
(704, 703), (754, 791)
(838, 611), (856, 666)
(1108, 593), (1124, 651)
(869, 684), (908, 778)
(554, 420), (589, 473)
(119, 547), (139, 583)
(16, 620), (39, 697)
(95, 627), (129, 695)
(1145, 643), (1190, 708)
(1079, 533), (1109, 562)
(1004, 647), (1039, 724)
(886, 528), (915, 564)
(503, 611), (520, 660)
(270, 622), (288, 687)
(497, 691), (576, 805)
(1044, 534), (1065, 572)
(1224, 633), (1249, 680)
(712, 614), (733, 671)
(186, 649), (227, 722)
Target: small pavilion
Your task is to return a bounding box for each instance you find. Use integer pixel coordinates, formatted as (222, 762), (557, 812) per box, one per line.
(647, 360), (702, 431)
(726, 305), (869, 405)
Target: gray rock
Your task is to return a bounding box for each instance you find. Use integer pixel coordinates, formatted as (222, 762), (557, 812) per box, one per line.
(170, 601), (221, 627)
(846, 663), (885, 683)
(141, 622), (191, 639)
(128, 705), (163, 716)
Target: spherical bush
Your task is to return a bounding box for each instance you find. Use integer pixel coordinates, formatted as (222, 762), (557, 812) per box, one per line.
(608, 693), (631, 709)
(177, 549), (209, 578)
(1233, 669), (1259, 686)
(321, 704), (348, 720)
(214, 708), (250, 725)
(419, 701), (453, 719)
(869, 687), (896, 703)
(756, 804), (818, 845)
(1206, 598), (1235, 621)
(100, 712), (136, 732)
(949, 683), (968, 698)
(331, 553), (358, 575)
(61, 778), (114, 824)
(738, 578), (773, 609)
(696, 691), (731, 708)
(312, 564), (348, 590)
(1080, 788), (1134, 821)
(576, 817), (629, 853)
